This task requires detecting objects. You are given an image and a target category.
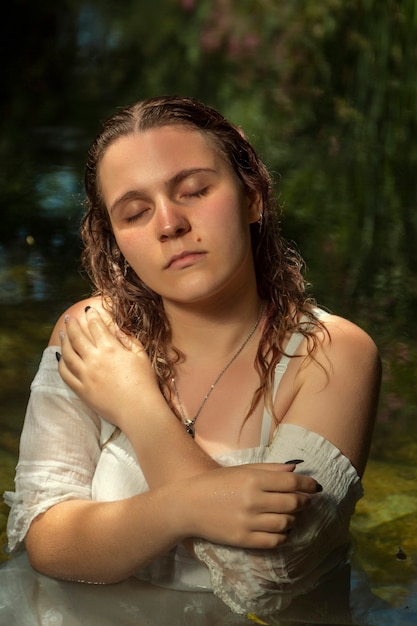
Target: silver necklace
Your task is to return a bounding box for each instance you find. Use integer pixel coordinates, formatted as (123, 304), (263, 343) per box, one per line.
(171, 306), (263, 437)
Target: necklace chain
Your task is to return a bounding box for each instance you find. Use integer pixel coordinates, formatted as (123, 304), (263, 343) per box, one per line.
(171, 306), (263, 437)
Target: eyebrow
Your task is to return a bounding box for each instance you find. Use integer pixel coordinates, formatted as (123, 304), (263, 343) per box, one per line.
(109, 167), (217, 215)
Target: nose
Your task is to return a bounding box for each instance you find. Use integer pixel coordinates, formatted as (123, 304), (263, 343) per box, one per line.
(156, 200), (191, 241)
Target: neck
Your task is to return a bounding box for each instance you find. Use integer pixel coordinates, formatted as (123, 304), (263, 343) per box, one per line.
(171, 302), (264, 437)
(164, 293), (263, 362)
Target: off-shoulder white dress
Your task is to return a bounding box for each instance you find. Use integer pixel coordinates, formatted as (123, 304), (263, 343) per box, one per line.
(1, 313), (366, 624)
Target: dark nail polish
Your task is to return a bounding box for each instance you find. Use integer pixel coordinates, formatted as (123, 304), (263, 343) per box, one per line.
(85, 306), (91, 313)
(55, 352), (61, 362)
(284, 459), (304, 465)
(316, 483), (323, 493)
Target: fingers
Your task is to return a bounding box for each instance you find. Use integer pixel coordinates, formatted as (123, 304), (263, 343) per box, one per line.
(246, 530), (290, 549)
(82, 306), (146, 356)
(257, 512), (296, 534)
(185, 465), (322, 548)
(224, 510), (297, 549)
(57, 310), (104, 387)
(62, 314), (94, 355)
(83, 306), (115, 347)
(237, 515), (296, 549)
(59, 307), (122, 357)
(56, 306), (154, 411)
(249, 464), (322, 496)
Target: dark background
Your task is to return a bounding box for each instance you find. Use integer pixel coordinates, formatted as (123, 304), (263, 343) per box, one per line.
(0, 0), (416, 603)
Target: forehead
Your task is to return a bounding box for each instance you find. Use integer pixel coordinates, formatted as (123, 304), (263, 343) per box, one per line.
(98, 125), (232, 203)
(101, 125), (222, 172)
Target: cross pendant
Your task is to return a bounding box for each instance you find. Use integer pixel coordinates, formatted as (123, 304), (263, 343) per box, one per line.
(184, 419), (195, 438)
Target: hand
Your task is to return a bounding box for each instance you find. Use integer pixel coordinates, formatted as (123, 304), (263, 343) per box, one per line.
(174, 463), (320, 549)
(58, 306), (162, 429)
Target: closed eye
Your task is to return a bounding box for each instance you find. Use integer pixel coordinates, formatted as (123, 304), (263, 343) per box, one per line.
(184, 187), (210, 199)
(125, 209), (149, 223)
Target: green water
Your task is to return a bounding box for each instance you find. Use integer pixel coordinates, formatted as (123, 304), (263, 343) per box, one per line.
(1, 262), (416, 614)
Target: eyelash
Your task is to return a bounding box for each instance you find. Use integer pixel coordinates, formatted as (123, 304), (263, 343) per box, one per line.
(126, 211), (147, 223)
(185, 187), (209, 198)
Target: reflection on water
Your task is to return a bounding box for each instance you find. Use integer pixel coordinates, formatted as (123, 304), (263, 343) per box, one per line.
(1, 253), (416, 624)
(0, 551), (416, 625)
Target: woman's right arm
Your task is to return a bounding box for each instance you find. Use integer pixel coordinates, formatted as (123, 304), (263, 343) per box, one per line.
(23, 300), (317, 583)
(26, 462), (313, 584)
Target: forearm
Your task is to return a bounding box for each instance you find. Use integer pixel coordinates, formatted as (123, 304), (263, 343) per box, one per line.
(24, 463), (318, 583)
(121, 394), (219, 489)
(25, 483), (187, 583)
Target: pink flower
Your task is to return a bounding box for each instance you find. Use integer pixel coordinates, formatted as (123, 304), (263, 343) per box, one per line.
(180, 0), (195, 11)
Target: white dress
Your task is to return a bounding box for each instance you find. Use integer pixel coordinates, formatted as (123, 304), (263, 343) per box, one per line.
(1, 314), (369, 624)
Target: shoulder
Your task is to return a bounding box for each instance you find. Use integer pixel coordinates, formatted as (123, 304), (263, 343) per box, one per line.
(48, 296), (108, 346)
(310, 312), (380, 375)
(282, 311), (381, 474)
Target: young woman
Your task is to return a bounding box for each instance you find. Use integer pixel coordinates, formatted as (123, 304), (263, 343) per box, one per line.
(3, 96), (381, 622)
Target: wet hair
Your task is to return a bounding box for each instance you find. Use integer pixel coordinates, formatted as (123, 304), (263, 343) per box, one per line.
(82, 95), (320, 421)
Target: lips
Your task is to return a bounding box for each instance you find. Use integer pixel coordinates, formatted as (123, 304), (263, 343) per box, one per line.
(165, 250), (206, 270)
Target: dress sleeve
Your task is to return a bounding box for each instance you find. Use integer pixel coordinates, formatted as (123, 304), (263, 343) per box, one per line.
(4, 347), (102, 552)
(193, 424), (363, 615)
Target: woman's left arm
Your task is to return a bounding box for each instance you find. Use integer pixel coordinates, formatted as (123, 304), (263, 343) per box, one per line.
(280, 315), (381, 477)
(191, 315), (381, 614)
(56, 304), (219, 487)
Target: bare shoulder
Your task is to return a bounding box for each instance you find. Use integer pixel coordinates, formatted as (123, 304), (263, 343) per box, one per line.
(316, 311), (379, 348)
(283, 311), (382, 475)
(48, 295), (107, 346)
(313, 312), (380, 372)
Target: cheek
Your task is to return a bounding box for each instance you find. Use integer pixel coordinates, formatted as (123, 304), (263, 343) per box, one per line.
(225, 206), (253, 249)
(114, 231), (152, 272)
(208, 192), (249, 233)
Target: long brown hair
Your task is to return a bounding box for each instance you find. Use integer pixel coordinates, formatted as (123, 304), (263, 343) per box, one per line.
(82, 95), (321, 419)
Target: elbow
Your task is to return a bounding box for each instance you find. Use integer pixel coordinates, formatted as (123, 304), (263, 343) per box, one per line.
(24, 519), (135, 585)
(25, 523), (73, 581)
(25, 536), (126, 585)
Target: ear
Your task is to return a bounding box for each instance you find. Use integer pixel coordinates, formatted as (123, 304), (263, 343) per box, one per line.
(246, 189), (263, 224)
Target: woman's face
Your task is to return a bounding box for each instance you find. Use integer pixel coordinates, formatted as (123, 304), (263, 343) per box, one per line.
(99, 125), (261, 309)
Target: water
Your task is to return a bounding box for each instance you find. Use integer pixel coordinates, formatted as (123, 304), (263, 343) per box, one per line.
(0, 251), (416, 624)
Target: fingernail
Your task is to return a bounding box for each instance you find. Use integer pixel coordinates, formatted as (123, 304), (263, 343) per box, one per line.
(58, 330), (65, 341)
(85, 306), (91, 313)
(284, 459), (304, 465)
(64, 315), (69, 324)
(316, 483), (323, 493)
(55, 352), (61, 362)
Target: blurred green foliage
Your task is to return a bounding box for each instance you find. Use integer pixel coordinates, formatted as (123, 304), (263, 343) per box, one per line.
(2, 0), (416, 325)
(1, 0), (416, 450)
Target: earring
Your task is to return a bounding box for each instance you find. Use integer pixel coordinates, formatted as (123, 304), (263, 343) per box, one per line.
(123, 259), (130, 277)
(258, 213), (263, 234)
